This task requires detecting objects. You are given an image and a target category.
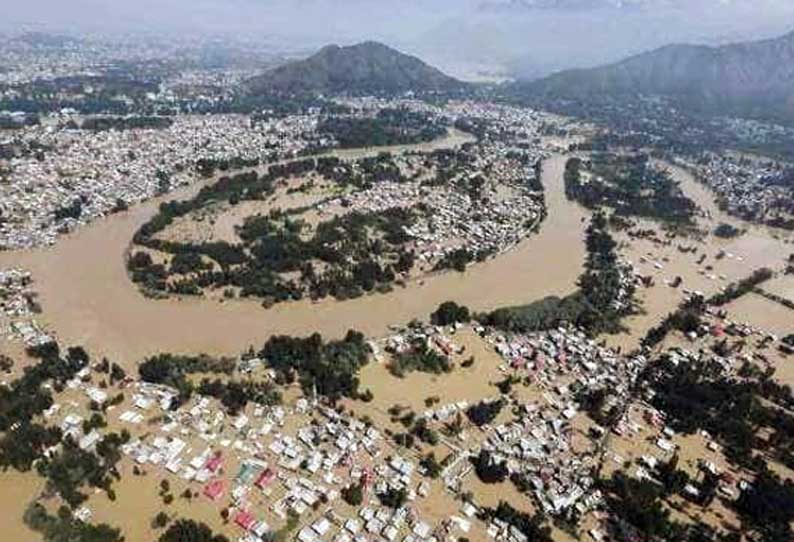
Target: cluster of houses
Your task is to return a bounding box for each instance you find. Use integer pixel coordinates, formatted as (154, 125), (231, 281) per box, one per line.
(0, 266), (51, 346)
(0, 113), (320, 249)
(313, 126), (547, 270)
(29, 306), (787, 541)
(478, 328), (630, 517)
(102, 379), (485, 542)
(690, 152), (794, 226)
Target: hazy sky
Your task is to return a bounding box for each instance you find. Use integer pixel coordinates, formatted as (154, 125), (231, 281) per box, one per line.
(6, 0), (794, 77)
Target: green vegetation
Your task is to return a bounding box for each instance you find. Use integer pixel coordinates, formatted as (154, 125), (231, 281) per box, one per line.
(472, 450), (508, 484)
(197, 379), (282, 415)
(388, 338), (451, 377)
(641, 295), (706, 348)
(138, 353), (236, 406)
(130, 154), (422, 304)
(318, 108), (447, 148)
(707, 267), (774, 306)
(377, 486), (408, 509)
(431, 301), (471, 326)
(434, 248), (485, 272)
(564, 154), (697, 225)
(576, 387), (621, 427)
(0, 344), (89, 471)
(0, 342), (128, 540)
(466, 399), (504, 427)
(599, 472), (683, 541)
(158, 519), (229, 542)
(420, 453), (443, 478)
(36, 432), (129, 508)
(483, 502), (552, 542)
(714, 223), (743, 238)
(260, 330), (370, 401)
(138, 352), (281, 413)
(642, 354), (794, 471)
(341, 481), (364, 506)
(24, 503), (123, 542)
(735, 469), (794, 542)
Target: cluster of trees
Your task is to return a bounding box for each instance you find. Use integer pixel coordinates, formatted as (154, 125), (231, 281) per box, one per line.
(597, 468), (747, 542)
(341, 481), (365, 506)
(259, 330), (370, 401)
(158, 519), (229, 542)
(0, 112), (39, 129)
(734, 469), (794, 541)
(195, 154), (271, 178)
(564, 154), (697, 225)
(713, 223), (743, 238)
(576, 387), (621, 428)
(236, 208), (414, 302)
(419, 453), (443, 478)
(707, 267), (774, 306)
(37, 431), (129, 508)
(0, 343), (89, 471)
(431, 301), (471, 326)
(482, 502), (552, 542)
(317, 108), (447, 148)
(138, 352), (281, 414)
(641, 295), (706, 348)
(1, 73), (158, 116)
(483, 294), (592, 334)
(642, 354), (794, 471)
(598, 471), (686, 541)
(138, 353), (236, 406)
(433, 248), (484, 273)
(517, 82), (794, 160)
(394, 416), (440, 448)
(389, 339), (451, 377)
(197, 379), (281, 415)
(24, 503), (123, 542)
(377, 486), (408, 509)
(471, 449), (508, 484)
(575, 212), (636, 333)
(54, 197), (84, 221)
(0, 342), (128, 540)
(466, 399), (504, 427)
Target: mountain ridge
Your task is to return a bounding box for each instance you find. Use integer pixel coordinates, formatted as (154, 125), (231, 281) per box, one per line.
(243, 41), (465, 96)
(517, 28), (794, 119)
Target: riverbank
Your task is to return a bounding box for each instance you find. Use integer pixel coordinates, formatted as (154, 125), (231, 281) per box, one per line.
(0, 145), (588, 367)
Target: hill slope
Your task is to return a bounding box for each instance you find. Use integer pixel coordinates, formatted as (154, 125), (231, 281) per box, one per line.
(244, 41), (465, 96)
(519, 29), (794, 119)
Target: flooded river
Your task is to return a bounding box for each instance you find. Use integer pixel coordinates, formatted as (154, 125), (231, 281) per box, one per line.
(5, 134), (792, 365)
(1, 148), (589, 366)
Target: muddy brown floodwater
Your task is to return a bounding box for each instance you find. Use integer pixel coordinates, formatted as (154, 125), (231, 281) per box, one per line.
(0, 147), (589, 366)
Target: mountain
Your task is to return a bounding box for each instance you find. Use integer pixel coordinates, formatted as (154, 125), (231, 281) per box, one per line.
(518, 29), (794, 120)
(243, 41), (465, 96)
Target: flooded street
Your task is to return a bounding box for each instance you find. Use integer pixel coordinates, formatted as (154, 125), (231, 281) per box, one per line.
(0, 153), (588, 366)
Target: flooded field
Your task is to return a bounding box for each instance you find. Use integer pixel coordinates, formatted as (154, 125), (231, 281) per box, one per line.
(725, 293), (794, 338)
(761, 274), (794, 302)
(606, 163), (794, 351)
(0, 152), (588, 367)
(0, 471), (42, 539)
